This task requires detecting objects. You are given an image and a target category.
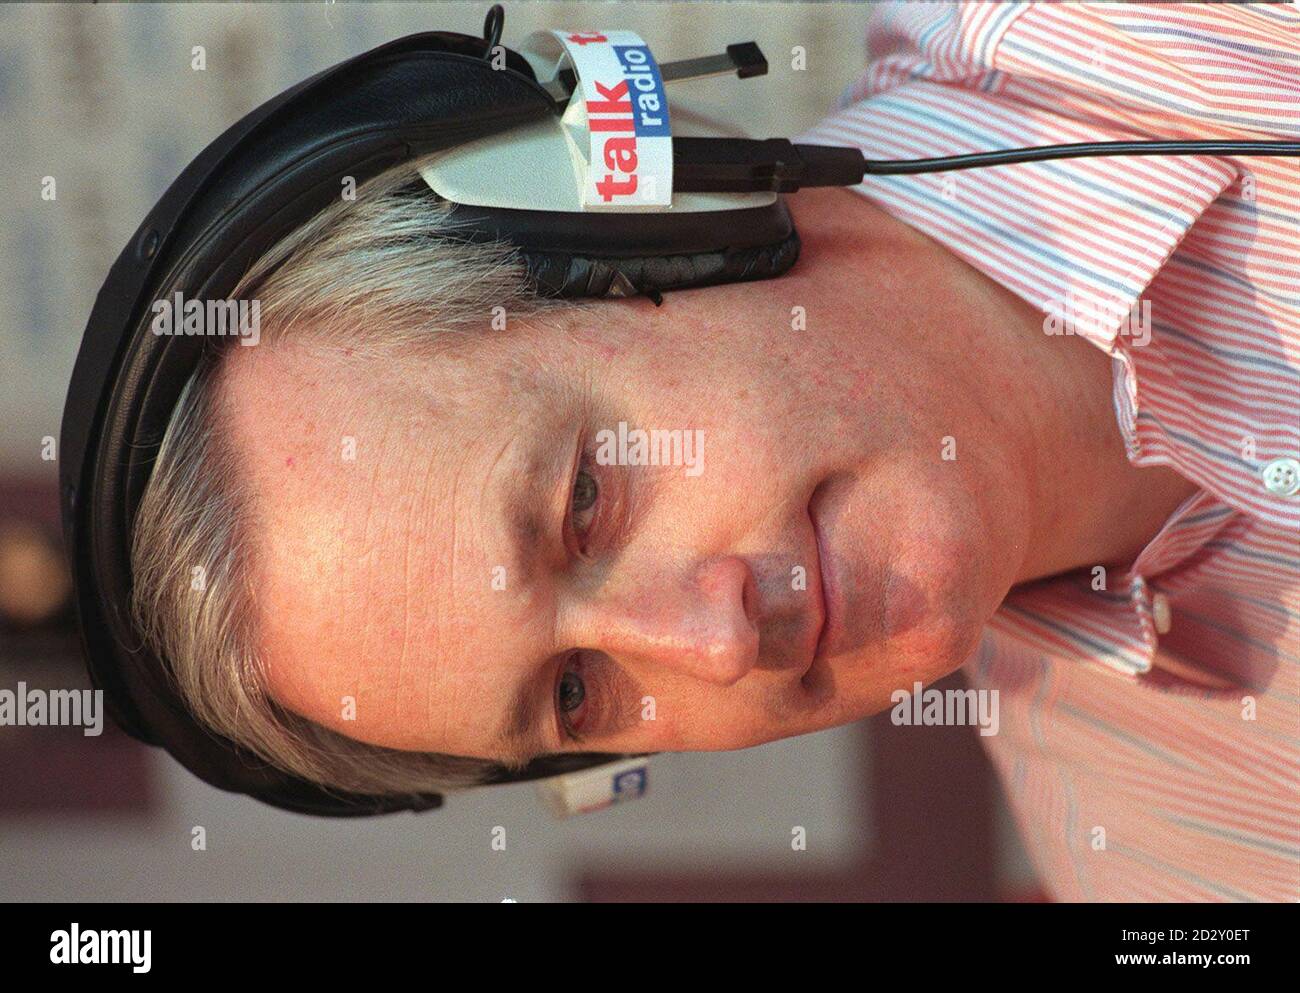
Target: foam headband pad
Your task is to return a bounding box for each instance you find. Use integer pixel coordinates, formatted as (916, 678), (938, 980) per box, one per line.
(442, 200), (800, 297)
(60, 28), (795, 816)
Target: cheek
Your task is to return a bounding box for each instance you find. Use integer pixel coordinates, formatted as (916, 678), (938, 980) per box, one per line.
(883, 569), (929, 641)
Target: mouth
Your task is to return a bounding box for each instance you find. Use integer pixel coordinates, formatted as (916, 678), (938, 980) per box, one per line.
(808, 483), (839, 677)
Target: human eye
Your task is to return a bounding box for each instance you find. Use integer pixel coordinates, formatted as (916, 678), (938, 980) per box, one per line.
(567, 456), (601, 552)
(556, 651), (598, 742)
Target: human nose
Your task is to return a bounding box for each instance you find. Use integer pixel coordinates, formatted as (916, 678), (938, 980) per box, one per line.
(564, 555), (760, 685)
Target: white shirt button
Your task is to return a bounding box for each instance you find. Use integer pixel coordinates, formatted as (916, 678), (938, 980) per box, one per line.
(1152, 592), (1172, 634)
(1261, 457), (1300, 497)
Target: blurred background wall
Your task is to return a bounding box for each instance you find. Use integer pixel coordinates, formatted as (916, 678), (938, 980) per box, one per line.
(0, 0), (1038, 901)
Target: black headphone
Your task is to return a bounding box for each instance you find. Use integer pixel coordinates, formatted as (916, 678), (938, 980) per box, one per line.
(59, 4), (1299, 817)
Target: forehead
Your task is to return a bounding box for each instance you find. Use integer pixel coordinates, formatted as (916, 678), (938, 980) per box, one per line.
(216, 335), (572, 753)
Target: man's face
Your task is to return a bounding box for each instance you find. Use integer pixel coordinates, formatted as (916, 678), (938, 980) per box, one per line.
(225, 189), (1020, 765)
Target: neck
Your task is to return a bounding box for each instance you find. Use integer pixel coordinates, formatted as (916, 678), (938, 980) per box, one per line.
(1003, 327), (1192, 585)
(924, 239), (1196, 588)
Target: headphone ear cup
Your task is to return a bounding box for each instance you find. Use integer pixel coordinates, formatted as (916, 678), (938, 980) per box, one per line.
(521, 229), (802, 298)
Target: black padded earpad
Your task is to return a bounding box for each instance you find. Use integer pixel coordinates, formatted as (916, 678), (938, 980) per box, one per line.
(523, 232), (801, 297)
(442, 197), (801, 297)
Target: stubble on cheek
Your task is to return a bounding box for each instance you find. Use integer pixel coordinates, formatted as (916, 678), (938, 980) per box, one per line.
(882, 568), (929, 641)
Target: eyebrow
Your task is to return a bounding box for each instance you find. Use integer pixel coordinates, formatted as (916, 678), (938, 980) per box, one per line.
(505, 506), (542, 589)
(493, 665), (554, 771)
(502, 431), (575, 588)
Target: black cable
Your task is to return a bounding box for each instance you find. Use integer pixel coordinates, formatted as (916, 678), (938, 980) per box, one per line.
(861, 139), (1300, 175)
(673, 138), (1300, 194)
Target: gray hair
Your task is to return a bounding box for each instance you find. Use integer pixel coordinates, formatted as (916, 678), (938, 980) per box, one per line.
(131, 153), (578, 802)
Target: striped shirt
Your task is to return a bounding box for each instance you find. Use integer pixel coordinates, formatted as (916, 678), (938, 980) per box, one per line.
(799, 1), (1299, 901)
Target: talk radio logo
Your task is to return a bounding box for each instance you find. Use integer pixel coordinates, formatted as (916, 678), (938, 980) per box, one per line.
(555, 30), (673, 209)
